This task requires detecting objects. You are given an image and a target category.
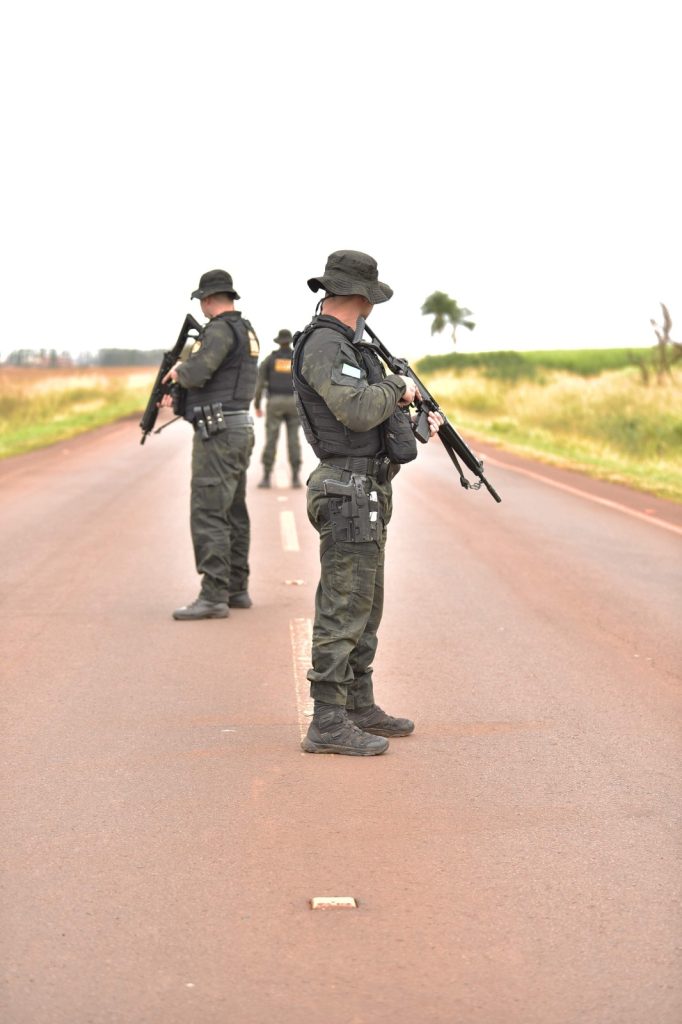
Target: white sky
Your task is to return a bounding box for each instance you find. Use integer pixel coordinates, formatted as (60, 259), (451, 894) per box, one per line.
(1, 0), (680, 361)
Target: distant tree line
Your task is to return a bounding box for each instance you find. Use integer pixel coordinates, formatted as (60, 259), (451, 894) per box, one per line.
(2, 348), (165, 368)
(4, 348), (76, 368)
(97, 349), (165, 366)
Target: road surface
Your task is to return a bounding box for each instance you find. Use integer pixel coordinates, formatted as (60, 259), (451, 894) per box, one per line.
(1, 417), (681, 1024)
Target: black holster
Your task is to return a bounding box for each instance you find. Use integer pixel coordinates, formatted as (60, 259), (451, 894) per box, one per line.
(323, 474), (379, 543)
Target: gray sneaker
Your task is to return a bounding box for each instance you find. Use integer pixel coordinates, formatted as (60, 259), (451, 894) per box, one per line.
(301, 707), (389, 756)
(347, 704), (415, 737)
(172, 597), (230, 620)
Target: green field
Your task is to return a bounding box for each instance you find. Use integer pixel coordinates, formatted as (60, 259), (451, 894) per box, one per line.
(417, 347), (653, 380)
(416, 351), (682, 501)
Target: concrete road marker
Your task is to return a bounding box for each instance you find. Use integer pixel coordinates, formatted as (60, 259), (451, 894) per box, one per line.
(310, 897), (358, 910)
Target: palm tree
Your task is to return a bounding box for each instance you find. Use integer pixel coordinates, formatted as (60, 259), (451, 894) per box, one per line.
(421, 291), (475, 345)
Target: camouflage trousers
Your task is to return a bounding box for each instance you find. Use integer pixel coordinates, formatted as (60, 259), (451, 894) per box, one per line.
(261, 394), (301, 472)
(306, 463), (393, 709)
(190, 423), (254, 602)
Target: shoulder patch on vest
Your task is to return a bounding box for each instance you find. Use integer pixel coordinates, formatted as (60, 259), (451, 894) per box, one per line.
(247, 329), (260, 357)
(341, 362), (362, 379)
(191, 339), (202, 354)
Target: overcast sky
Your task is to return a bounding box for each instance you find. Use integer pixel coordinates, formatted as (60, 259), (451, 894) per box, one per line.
(1, 0), (680, 361)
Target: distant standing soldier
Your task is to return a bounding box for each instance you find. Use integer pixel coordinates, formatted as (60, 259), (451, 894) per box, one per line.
(254, 329), (302, 489)
(161, 269), (260, 620)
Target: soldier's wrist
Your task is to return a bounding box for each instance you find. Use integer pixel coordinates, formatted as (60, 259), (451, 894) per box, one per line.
(386, 375), (406, 395)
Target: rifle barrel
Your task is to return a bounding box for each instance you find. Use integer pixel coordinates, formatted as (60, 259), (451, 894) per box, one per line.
(355, 316), (501, 502)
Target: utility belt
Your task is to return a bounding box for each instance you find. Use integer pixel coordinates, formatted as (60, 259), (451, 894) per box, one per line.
(321, 454), (391, 485)
(192, 403), (253, 441)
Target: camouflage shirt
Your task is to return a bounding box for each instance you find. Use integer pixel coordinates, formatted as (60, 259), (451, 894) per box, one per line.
(300, 321), (406, 431)
(175, 317), (234, 390)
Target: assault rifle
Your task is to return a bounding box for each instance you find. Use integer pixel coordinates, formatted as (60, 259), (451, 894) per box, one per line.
(353, 317), (502, 503)
(139, 314), (202, 444)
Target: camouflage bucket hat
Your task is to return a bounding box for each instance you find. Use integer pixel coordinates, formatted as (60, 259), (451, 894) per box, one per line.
(307, 250), (393, 304)
(274, 329), (293, 343)
(191, 268), (240, 301)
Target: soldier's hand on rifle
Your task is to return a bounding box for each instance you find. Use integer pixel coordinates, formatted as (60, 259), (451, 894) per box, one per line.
(158, 393), (174, 408)
(398, 376), (417, 406)
(427, 411), (443, 438)
(161, 362), (181, 386)
(255, 408), (264, 418)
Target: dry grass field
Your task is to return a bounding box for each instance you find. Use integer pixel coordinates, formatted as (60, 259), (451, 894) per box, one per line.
(425, 364), (682, 501)
(2, 361), (680, 501)
(0, 366), (156, 457)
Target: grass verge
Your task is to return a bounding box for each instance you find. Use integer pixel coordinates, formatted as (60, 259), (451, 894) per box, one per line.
(422, 365), (682, 502)
(3, 361), (680, 503)
(0, 368), (156, 458)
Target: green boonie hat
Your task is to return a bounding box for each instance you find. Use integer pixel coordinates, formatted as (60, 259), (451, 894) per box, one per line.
(191, 268), (240, 301)
(307, 250), (393, 304)
(274, 329), (293, 343)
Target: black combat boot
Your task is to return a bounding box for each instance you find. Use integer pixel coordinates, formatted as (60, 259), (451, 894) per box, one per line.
(291, 468), (302, 489)
(301, 705), (389, 756)
(228, 591), (252, 609)
(172, 597), (229, 621)
(257, 471), (271, 489)
(346, 704), (415, 737)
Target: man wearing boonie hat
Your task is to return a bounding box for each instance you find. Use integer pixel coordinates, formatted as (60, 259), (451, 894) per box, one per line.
(161, 269), (260, 620)
(253, 328), (302, 489)
(292, 250), (442, 756)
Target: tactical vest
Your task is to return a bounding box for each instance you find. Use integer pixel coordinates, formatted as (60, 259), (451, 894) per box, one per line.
(266, 348), (294, 395)
(292, 316), (386, 460)
(185, 312), (259, 416)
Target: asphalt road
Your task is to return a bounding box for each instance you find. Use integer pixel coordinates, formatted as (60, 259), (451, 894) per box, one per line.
(1, 417), (681, 1024)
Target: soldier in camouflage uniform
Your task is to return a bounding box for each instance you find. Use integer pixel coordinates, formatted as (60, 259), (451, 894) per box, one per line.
(254, 329), (302, 489)
(162, 269), (260, 620)
(292, 250), (441, 756)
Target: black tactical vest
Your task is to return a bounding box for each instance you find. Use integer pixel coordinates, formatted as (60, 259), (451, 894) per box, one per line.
(292, 316), (386, 460)
(185, 312), (259, 415)
(266, 347), (294, 395)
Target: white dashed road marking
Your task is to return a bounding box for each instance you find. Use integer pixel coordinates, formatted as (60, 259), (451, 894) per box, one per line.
(280, 509), (299, 551)
(290, 617), (314, 739)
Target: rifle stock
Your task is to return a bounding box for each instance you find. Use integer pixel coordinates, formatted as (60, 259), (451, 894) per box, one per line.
(139, 314), (202, 444)
(353, 317), (502, 503)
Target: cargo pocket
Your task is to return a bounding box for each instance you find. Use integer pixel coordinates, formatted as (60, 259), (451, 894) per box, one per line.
(191, 475), (223, 512)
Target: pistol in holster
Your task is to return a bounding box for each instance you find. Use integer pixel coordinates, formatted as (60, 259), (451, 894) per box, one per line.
(323, 474), (380, 543)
